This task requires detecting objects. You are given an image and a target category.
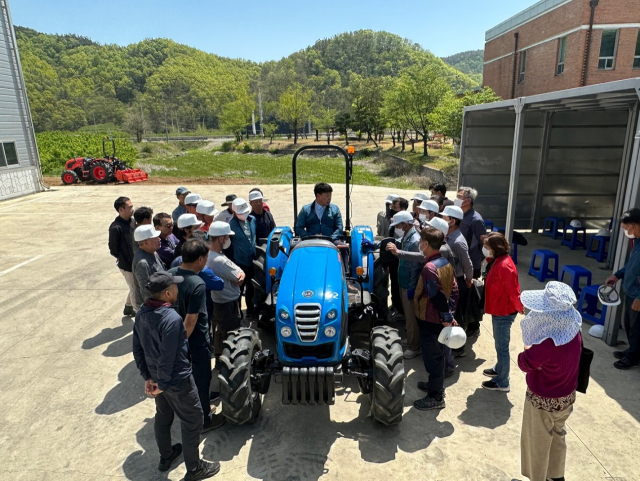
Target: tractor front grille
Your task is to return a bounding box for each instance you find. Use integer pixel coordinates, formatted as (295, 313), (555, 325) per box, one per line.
(294, 304), (321, 342)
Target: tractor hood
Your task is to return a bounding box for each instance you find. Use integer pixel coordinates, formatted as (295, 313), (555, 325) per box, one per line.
(277, 242), (344, 312)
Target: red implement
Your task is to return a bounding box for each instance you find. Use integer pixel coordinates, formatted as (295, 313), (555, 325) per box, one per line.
(115, 169), (148, 183)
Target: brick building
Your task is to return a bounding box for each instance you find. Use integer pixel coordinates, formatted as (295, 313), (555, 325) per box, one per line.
(483, 0), (640, 99)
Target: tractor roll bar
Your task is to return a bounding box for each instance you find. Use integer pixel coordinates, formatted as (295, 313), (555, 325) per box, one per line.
(292, 145), (353, 232)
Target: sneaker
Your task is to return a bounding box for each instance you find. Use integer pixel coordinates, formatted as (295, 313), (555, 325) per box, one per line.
(483, 368), (498, 378)
(453, 347), (466, 358)
(400, 339), (408, 348)
(414, 395), (445, 411)
(403, 348), (422, 360)
(158, 444), (182, 472)
(202, 413), (226, 433)
(613, 357), (640, 370)
(185, 460), (221, 481)
(613, 351), (626, 360)
(481, 380), (510, 392)
(123, 305), (136, 316)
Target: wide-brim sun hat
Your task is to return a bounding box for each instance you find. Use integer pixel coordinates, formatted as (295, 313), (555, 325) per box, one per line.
(521, 281), (577, 312)
(221, 194), (237, 206)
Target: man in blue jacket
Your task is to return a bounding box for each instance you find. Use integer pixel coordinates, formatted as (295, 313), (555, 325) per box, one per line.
(132, 271), (220, 480)
(295, 182), (344, 240)
(607, 207), (640, 370)
(229, 198), (258, 319)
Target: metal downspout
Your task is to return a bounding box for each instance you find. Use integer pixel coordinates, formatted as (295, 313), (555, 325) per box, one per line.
(581, 0), (599, 87)
(511, 33), (519, 100)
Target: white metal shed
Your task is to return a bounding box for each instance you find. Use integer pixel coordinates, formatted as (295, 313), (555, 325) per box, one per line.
(459, 77), (640, 346)
(0, 0), (43, 201)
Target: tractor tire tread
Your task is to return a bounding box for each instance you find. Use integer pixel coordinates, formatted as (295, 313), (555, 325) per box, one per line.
(370, 326), (405, 426)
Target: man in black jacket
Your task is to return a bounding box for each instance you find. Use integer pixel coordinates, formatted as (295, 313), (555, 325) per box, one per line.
(133, 272), (220, 480)
(109, 197), (136, 316)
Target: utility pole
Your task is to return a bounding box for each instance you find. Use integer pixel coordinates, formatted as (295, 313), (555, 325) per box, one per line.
(258, 88), (264, 137)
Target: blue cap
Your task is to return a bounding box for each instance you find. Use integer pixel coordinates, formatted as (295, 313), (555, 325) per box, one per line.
(176, 186), (190, 195)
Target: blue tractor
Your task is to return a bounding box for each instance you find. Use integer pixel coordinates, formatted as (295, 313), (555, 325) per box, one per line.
(218, 145), (406, 426)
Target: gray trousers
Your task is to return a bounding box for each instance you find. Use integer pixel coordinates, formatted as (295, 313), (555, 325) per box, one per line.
(154, 376), (203, 472)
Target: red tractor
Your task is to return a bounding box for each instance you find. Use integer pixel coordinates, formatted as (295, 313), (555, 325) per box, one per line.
(61, 138), (148, 185)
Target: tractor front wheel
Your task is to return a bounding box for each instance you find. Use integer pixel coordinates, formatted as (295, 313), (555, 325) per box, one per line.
(370, 326), (405, 425)
(89, 161), (113, 184)
(218, 328), (263, 425)
(61, 170), (78, 185)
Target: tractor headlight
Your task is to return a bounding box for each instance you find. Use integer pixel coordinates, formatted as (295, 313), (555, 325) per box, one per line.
(324, 326), (336, 338)
(326, 308), (338, 320)
(278, 308), (289, 320)
(281, 326), (292, 338)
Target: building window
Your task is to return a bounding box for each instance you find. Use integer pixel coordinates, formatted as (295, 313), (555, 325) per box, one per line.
(634, 30), (640, 69)
(519, 50), (527, 83)
(557, 36), (567, 75)
(598, 29), (618, 70)
(0, 142), (19, 167)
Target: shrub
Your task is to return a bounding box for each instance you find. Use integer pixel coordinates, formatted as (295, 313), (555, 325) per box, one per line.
(141, 144), (154, 154)
(242, 143), (253, 153)
(269, 148), (279, 155)
(220, 140), (235, 152)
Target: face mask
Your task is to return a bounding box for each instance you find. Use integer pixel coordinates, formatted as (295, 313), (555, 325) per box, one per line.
(223, 238), (232, 249)
(418, 213), (427, 222)
(454, 198), (464, 208)
(236, 214), (248, 221)
(482, 246), (492, 258)
(623, 227), (635, 239)
(394, 227), (405, 239)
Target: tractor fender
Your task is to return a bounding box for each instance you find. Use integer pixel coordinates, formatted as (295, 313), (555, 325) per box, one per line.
(350, 225), (375, 293)
(265, 226), (292, 293)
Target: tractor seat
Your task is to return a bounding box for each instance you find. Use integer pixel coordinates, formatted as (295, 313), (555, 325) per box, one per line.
(347, 282), (371, 308)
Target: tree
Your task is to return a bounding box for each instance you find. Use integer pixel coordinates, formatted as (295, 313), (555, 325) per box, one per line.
(383, 65), (451, 156)
(335, 113), (353, 145)
(348, 74), (387, 147)
(430, 87), (501, 145)
(277, 83), (312, 145)
(263, 122), (278, 144)
(124, 104), (149, 142)
(219, 91), (255, 141)
(314, 108), (337, 144)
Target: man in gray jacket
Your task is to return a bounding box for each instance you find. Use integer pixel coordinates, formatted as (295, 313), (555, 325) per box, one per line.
(133, 225), (166, 309)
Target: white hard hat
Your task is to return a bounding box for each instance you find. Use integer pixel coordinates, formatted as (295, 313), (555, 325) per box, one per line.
(196, 200), (218, 217)
(443, 205), (464, 220)
(208, 221), (235, 237)
(596, 228), (610, 237)
(248, 191), (268, 202)
(232, 198), (251, 215)
(412, 192), (430, 202)
(177, 213), (203, 229)
(438, 326), (467, 349)
(385, 194), (399, 204)
(390, 211), (414, 227)
(134, 224), (161, 242)
(598, 284), (621, 306)
(588, 324), (604, 338)
(418, 200), (439, 213)
(185, 193), (202, 205)
(570, 219), (582, 228)
(427, 217), (450, 238)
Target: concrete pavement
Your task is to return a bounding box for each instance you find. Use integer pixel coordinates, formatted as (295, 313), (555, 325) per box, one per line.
(0, 183), (638, 481)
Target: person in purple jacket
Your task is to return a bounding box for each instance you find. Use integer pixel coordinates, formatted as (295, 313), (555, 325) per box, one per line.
(518, 281), (582, 481)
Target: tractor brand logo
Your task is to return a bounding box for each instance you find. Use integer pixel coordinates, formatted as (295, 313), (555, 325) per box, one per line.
(302, 290), (314, 298)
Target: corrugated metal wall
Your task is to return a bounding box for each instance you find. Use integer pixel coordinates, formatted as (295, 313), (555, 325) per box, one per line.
(0, 0), (38, 170)
(460, 109), (627, 230)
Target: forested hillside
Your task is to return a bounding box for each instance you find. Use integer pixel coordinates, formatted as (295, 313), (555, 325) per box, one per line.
(442, 49), (484, 84)
(16, 27), (480, 135)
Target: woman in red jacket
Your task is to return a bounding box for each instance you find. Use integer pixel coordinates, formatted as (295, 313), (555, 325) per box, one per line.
(482, 232), (524, 392)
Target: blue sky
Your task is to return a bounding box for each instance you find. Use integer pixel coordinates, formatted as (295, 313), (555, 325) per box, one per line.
(10, 0), (534, 61)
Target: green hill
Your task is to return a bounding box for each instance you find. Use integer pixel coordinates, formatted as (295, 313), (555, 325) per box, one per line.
(16, 27), (479, 133)
(442, 49), (484, 85)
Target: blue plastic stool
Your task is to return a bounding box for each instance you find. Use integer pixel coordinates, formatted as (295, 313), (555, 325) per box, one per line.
(542, 217), (565, 240)
(577, 285), (607, 325)
(561, 226), (587, 250)
(559, 265), (592, 295)
(528, 249), (559, 282)
(485, 220), (494, 232)
(586, 235), (610, 262)
(492, 227), (505, 234)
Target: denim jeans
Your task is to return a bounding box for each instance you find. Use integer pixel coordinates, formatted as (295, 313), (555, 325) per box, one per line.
(492, 313), (516, 387)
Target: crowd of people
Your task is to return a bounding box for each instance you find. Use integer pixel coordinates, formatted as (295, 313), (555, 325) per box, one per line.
(108, 181), (640, 481)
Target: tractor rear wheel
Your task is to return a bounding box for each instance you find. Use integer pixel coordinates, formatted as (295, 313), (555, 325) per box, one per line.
(61, 170), (78, 185)
(370, 326), (405, 425)
(89, 161), (113, 184)
(218, 328), (263, 425)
